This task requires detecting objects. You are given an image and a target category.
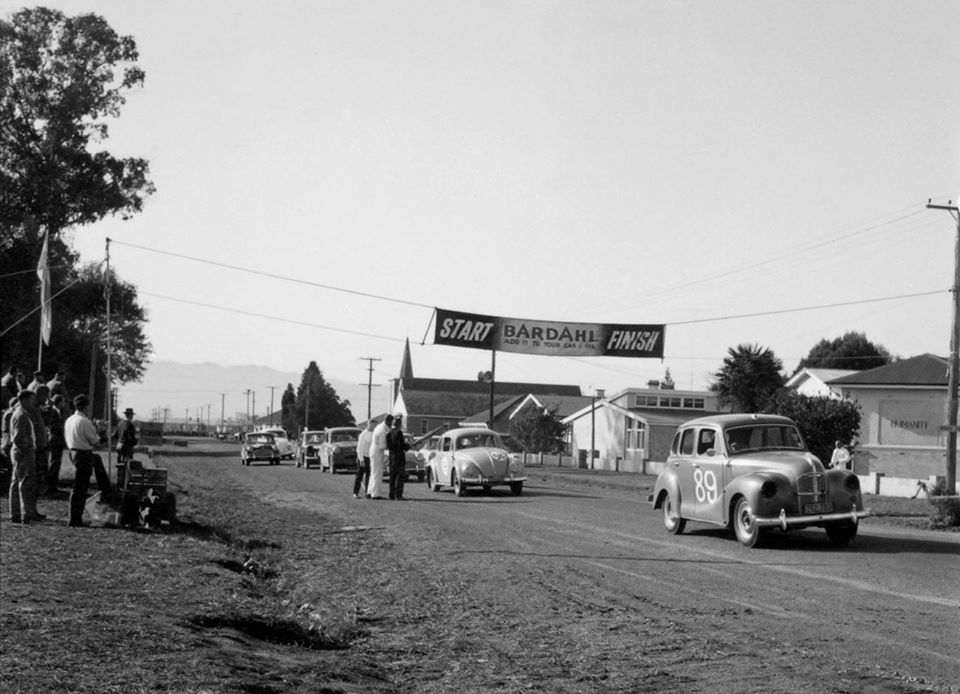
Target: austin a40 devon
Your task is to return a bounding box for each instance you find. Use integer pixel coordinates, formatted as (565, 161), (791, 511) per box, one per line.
(652, 414), (869, 547)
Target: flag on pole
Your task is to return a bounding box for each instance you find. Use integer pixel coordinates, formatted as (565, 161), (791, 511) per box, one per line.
(37, 231), (51, 345)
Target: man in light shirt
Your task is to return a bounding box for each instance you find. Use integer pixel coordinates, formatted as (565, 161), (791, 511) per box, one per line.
(367, 414), (393, 500)
(354, 420), (375, 499)
(64, 394), (113, 527)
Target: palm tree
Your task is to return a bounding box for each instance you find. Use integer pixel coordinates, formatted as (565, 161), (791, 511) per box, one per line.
(711, 344), (785, 413)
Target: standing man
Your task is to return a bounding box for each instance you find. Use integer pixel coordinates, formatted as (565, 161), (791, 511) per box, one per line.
(65, 394), (114, 527)
(1, 366), (20, 403)
(367, 414), (392, 500)
(115, 407), (138, 465)
(25, 370), (45, 393)
(830, 440), (851, 470)
(354, 420), (374, 499)
(9, 389), (44, 523)
(46, 370), (70, 414)
(24, 385), (49, 498)
(386, 415), (409, 500)
(45, 394), (66, 492)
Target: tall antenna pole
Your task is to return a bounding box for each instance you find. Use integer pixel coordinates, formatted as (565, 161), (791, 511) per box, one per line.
(927, 198), (959, 494)
(359, 356), (381, 422)
(268, 385), (277, 425)
(104, 237), (113, 479)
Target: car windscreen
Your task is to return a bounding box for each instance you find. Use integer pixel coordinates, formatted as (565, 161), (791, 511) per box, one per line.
(248, 435), (274, 444)
(456, 433), (502, 449)
(330, 431), (358, 442)
(305, 434), (322, 444)
(724, 425), (804, 453)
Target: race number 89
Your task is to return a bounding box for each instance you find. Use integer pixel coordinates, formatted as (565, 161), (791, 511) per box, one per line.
(694, 469), (718, 504)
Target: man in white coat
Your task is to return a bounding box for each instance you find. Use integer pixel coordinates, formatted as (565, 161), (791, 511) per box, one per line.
(367, 414), (393, 499)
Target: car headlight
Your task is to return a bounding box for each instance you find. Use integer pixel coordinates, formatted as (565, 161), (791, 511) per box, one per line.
(509, 458), (525, 474)
(463, 463), (481, 478)
(843, 475), (860, 493)
(760, 480), (778, 498)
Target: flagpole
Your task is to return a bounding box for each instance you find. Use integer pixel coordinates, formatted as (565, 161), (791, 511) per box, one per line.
(105, 238), (113, 480)
(36, 229), (51, 372)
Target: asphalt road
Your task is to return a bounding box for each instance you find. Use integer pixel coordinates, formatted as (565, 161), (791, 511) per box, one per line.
(201, 450), (960, 693)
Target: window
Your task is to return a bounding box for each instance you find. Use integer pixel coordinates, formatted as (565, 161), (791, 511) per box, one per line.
(441, 437), (452, 452)
(421, 419), (429, 434)
(626, 418), (646, 451)
(679, 429), (695, 455)
(697, 429), (716, 455)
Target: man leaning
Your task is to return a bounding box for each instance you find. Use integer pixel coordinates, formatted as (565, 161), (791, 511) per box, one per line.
(65, 394), (114, 527)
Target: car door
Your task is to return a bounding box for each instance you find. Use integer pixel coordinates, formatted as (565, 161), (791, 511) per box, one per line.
(693, 426), (725, 523)
(436, 435), (454, 485)
(671, 427), (698, 519)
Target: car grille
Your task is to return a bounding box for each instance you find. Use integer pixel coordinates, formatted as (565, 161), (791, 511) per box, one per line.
(795, 472), (827, 504)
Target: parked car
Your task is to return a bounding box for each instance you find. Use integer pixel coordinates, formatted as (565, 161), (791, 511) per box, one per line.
(257, 427), (296, 459)
(651, 414), (869, 548)
(319, 427), (362, 473)
(381, 433), (428, 481)
(296, 430), (325, 469)
(241, 432), (280, 466)
(425, 427), (526, 496)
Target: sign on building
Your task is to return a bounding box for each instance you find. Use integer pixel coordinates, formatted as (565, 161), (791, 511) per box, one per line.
(878, 399), (944, 447)
(433, 308), (665, 358)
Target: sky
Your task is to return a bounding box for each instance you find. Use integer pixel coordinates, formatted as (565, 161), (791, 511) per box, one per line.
(5, 0), (960, 419)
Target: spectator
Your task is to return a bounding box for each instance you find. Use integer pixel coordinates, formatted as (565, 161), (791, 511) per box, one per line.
(65, 394), (114, 527)
(9, 389), (45, 523)
(24, 385), (50, 497)
(830, 440), (851, 470)
(46, 394), (66, 492)
(25, 370), (45, 393)
(1, 366), (20, 403)
(114, 407), (138, 465)
(46, 370), (70, 414)
(367, 415), (392, 500)
(354, 420), (374, 499)
(386, 415), (409, 501)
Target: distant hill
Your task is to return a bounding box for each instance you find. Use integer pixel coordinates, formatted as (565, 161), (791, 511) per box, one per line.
(115, 361), (385, 425)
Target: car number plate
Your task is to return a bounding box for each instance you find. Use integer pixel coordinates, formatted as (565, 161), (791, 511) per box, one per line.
(804, 502), (833, 514)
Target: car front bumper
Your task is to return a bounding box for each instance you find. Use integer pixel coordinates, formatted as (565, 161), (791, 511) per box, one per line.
(459, 475), (527, 485)
(753, 508), (870, 530)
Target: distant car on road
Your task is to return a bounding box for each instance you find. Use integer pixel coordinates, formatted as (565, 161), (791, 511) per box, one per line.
(426, 427), (526, 496)
(241, 432), (280, 466)
(257, 427), (296, 460)
(319, 427), (361, 473)
(651, 414), (869, 548)
(296, 430), (325, 469)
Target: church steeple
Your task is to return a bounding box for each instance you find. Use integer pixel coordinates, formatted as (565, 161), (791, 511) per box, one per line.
(399, 337), (414, 380)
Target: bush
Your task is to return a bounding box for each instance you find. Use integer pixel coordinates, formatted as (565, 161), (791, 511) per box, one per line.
(763, 389), (861, 463)
(928, 490), (960, 530)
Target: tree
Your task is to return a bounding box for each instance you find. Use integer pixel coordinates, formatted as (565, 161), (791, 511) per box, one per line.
(280, 384), (298, 435)
(509, 404), (566, 454)
(0, 7), (154, 238)
(711, 343), (785, 413)
(763, 389), (861, 464)
(795, 331), (892, 373)
(294, 361), (354, 433)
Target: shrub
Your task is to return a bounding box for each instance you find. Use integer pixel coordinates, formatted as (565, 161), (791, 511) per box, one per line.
(928, 493), (960, 530)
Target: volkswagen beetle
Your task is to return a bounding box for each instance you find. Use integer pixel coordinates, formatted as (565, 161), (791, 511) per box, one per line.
(651, 414), (869, 547)
(425, 427), (526, 496)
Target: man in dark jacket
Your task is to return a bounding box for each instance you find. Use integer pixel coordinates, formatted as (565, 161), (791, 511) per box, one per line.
(115, 408), (138, 465)
(45, 394), (66, 492)
(386, 415), (409, 500)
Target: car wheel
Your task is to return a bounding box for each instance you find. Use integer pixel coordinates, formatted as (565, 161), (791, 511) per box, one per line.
(417, 471), (425, 482)
(452, 470), (466, 497)
(427, 469), (441, 492)
(662, 490), (686, 535)
(272, 457), (280, 465)
(509, 482), (523, 496)
(732, 497), (761, 548)
(825, 521), (858, 547)
(482, 484), (492, 494)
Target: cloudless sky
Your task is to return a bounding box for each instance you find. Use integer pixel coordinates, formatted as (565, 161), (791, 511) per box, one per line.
(5, 0), (959, 417)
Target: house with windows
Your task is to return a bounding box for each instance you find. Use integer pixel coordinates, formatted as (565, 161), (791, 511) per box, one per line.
(828, 353), (956, 495)
(562, 376), (723, 473)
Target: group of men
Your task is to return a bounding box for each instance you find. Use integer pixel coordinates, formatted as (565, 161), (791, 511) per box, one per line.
(354, 414), (410, 500)
(1, 365), (124, 527)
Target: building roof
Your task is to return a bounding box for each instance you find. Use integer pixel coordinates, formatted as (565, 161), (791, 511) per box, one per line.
(785, 367), (857, 388)
(401, 390), (521, 418)
(828, 353), (948, 386)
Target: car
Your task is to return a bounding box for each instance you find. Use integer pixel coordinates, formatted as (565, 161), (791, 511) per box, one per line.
(241, 432), (281, 466)
(319, 427), (362, 473)
(381, 433), (429, 481)
(425, 427), (527, 496)
(296, 430), (325, 468)
(651, 414), (870, 548)
(257, 427), (296, 459)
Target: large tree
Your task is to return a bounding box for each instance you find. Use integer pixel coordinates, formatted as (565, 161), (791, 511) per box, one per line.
(292, 361), (354, 433)
(0, 7), (154, 405)
(795, 331), (892, 373)
(509, 404), (566, 454)
(763, 389), (861, 464)
(711, 343), (785, 413)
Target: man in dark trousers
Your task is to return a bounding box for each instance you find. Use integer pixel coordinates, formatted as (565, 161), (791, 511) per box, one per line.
(64, 394), (114, 527)
(9, 389), (44, 523)
(115, 407), (138, 465)
(386, 415), (409, 500)
(45, 394), (66, 493)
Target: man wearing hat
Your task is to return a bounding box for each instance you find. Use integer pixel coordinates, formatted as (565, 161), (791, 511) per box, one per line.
(115, 407), (138, 465)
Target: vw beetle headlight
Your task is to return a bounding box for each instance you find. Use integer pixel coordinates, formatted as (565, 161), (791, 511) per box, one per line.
(463, 463), (482, 478)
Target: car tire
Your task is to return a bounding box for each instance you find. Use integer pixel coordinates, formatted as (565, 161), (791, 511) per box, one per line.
(417, 471), (425, 482)
(427, 469), (441, 492)
(272, 457), (280, 465)
(482, 484), (492, 494)
(662, 490), (686, 535)
(452, 470), (466, 497)
(509, 482), (523, 496)
(732, 497), (761, 548)
(825, 521), (858, 547)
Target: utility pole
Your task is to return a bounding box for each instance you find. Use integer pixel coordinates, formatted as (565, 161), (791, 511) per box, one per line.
(252, 391), (256, 428)
(220, 393), (226, 432)
(244, 389), (251, 431)
(927, 197), (959, 494)
(268, 385), (277, 425)
(359, 357), (382, 422)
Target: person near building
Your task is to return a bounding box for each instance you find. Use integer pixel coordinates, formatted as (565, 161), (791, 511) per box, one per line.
(65, 394), (114, 527)
(354, 420), (374, 499)
(115, 408), (138, 465)
(9, 389), (45, 523)
(24, 385), (50, 498)
(386, 415), (410, 500)
(45, 394), (66, 492)
(367, 414), (392, 500)
(830, 440), (851, 470)
(25, 370), (45, 393)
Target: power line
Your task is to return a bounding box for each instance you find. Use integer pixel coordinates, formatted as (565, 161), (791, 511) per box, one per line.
(113, 239), (434, 310)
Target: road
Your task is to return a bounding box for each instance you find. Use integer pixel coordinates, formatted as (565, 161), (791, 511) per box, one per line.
(201, 451), (960, 693)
